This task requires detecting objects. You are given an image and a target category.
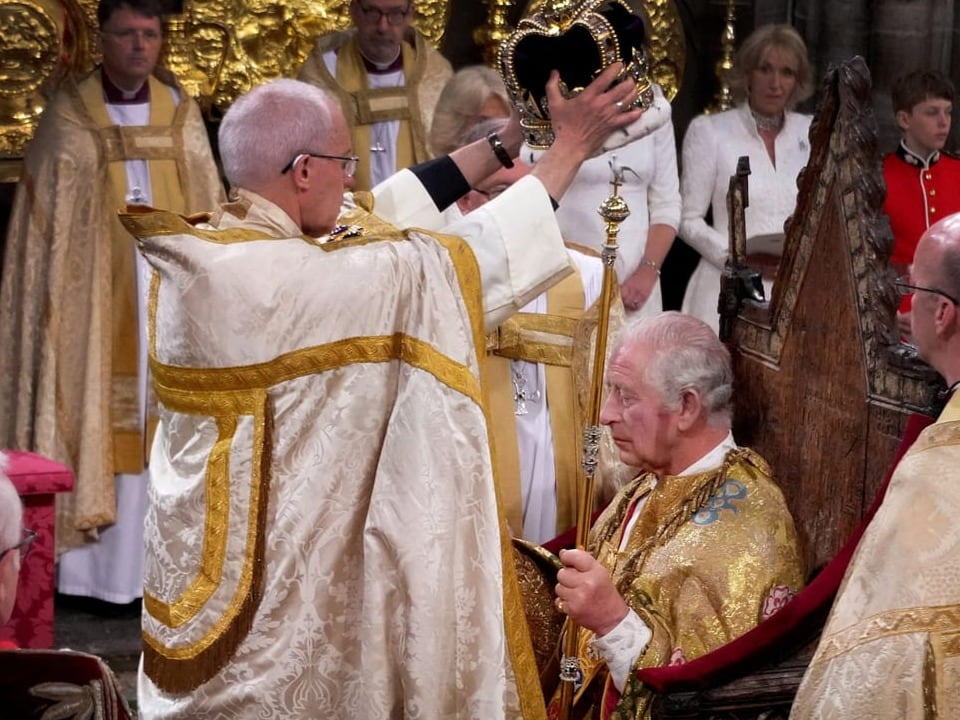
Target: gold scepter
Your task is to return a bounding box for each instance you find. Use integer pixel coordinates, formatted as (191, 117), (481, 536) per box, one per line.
(557, 156), (631, 719)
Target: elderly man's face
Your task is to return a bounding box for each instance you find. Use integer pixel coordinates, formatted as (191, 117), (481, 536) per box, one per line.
(600, 340), (682, 474)
(98, 5), (163, 91)
(909, 232), (956, 363)
(350, 0), (412, 64)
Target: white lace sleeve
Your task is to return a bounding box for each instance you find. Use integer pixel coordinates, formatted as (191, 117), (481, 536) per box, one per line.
(589, 609), (653, 692)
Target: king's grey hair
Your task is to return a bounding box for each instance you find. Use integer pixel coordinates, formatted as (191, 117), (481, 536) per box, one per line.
(219, 79), (336, 192)
(617, 311), (734, 428)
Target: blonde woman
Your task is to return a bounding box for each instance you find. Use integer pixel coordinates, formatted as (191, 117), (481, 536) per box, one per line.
(680, 24), (815, 333)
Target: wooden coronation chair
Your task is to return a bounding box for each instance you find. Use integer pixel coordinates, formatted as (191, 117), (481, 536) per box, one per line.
(635, 56), (943, 718)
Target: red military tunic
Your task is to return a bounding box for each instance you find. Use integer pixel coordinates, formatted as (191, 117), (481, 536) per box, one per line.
(883, 143), (960, 310)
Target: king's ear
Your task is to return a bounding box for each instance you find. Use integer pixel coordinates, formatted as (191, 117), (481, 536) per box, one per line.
(676, 388), (705, 432)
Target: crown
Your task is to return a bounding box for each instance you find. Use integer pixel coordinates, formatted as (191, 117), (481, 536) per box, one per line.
(498, 0), (655, 149)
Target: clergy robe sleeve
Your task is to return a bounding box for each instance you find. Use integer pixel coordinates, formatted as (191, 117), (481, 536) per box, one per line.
(373, 171), (572, 331)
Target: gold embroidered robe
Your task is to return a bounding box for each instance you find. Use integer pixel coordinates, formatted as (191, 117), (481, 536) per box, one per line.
(791, 392), (960, 719)
(128, 174), (579, 718)
(552, 447), (805, 719)
(0, 69), (222, 551)
(298, 28), (452, 191)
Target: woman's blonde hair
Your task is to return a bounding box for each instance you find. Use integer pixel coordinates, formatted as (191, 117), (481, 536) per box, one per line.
(730, 24), (814, 110)
(429, 65), (511, 155)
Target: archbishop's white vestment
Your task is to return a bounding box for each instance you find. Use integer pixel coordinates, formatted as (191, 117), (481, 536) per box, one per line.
(128, 171), (570, 719)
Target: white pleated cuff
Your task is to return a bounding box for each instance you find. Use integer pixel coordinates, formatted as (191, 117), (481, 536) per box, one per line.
(590, 609), (653, 693)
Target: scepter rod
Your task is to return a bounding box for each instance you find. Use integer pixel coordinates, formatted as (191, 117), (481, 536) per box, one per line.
(557, 160), (631, 719)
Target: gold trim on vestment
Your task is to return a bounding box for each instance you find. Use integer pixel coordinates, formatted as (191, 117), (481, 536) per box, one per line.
(144, 414), (235, 628)
(143, 390), (273, 694)
(489, 312), (579, 367)
(121, 206), (282, 245)
(149, 334), (481, 407)
(816, 603), (960, 663)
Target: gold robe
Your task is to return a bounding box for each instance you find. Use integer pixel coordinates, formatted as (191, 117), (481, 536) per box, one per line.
(551, 446), (805, 719)
(0, 69), (222, 550)
(129, 171), (579, 718)
(791, 392), (960, 719)
(298, 28), (452, 190)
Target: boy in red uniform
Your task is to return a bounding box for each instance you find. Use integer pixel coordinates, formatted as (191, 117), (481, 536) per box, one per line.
(883, 70), (960, 333)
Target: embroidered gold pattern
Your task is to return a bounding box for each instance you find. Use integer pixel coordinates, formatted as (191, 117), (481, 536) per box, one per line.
(817, 603), (960, 662)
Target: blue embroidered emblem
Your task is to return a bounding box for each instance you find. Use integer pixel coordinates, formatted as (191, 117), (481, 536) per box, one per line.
(692, 479), (747, 526)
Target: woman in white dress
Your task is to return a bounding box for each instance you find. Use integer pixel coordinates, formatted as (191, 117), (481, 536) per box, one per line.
(680, 24), (815, 333)
(544, 112), (681, 317)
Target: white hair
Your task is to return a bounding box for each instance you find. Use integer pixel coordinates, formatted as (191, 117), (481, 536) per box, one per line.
(617, 311), (734, 428)
(218, 78), (336, 192)
(0, 454), (22, 550)
(429, 65), (511, 155)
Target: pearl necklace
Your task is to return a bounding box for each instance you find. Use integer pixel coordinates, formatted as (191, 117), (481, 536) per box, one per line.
(752, 110), (785, 133)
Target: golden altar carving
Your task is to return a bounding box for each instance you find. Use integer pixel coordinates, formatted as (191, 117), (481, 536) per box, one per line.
(0, 0), (90, 179)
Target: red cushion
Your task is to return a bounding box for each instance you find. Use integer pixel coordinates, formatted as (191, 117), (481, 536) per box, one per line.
(3, 451), (74, 495)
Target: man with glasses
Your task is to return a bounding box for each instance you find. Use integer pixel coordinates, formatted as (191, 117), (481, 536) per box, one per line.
(793, 212), (960, 717)
(0, 0), (222, 608)
(122, 66), (642, 717)
(299, 0), (452, 191)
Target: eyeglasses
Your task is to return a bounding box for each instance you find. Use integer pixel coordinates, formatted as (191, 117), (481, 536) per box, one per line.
(281, 153), (360, 178)
(895, 277), (959, 306)
(100, 28), (162, 43)
(0, 528), (37, 562)
(355, 0), (411, 25)
(472, 184), (509, 200)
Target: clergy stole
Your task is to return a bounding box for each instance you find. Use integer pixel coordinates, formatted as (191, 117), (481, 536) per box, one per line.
(485, 264), (586, 537)
(79, 71), (189, 474)
(334, 35), (427, 191)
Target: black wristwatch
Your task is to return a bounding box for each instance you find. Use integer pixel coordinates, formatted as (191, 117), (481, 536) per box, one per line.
(486, 132), (515, 169)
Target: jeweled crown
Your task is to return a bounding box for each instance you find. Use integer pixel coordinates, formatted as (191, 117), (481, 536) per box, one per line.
(498, 0), (655, 149)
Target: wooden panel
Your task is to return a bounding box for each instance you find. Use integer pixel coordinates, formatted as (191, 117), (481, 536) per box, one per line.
(732, 190), (870, 572)
(722, 57), (941, 573)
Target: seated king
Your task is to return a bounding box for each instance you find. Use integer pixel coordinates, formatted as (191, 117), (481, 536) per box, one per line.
(548, 312), (805, 718)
